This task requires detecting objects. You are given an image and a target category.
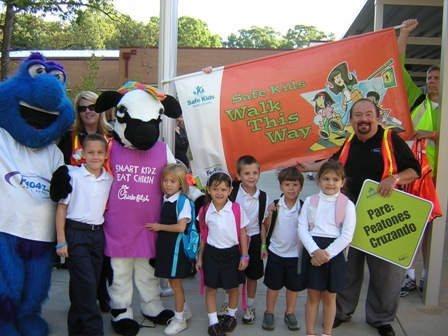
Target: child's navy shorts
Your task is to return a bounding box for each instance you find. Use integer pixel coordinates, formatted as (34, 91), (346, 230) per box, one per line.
(203, 244), (245, 289)
(264, 250), (304, 292)
(245, 233), (264, 280)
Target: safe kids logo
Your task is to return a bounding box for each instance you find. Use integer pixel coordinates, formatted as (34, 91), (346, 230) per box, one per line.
(5, 171), (50, 196)
(186, 85), (215, 107)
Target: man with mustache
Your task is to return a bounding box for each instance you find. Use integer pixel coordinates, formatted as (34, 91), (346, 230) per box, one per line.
(297, 98), (421, 336)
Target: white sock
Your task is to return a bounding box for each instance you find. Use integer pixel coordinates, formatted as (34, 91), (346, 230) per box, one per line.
(224, 293), (229, 304)
(247, 298), (255, 308)
(183, 301), (189, 311)
(421, 269), (426, 280)
(406, 268), (416, 280)
(174, 311), (184, 321)
(228, 307), (237, 317)
(208, 312), (219, 325)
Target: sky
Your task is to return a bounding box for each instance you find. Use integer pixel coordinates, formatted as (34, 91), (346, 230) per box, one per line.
(114, 0), (367, 40)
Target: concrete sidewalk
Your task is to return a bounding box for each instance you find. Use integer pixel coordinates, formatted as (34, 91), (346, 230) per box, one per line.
(42, 170), (448, 335)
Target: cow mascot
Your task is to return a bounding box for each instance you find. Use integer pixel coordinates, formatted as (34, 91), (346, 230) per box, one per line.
(52, 82), (183, 336)
(0, 53), (75, 336)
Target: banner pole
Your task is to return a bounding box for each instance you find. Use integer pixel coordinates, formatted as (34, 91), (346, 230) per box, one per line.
(162, 66), (225, 84)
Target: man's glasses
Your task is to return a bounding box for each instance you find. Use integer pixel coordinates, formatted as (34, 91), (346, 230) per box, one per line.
(78, 104), (96, 113)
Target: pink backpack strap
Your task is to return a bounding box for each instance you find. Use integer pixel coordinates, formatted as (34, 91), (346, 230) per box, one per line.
(335, 193), (349, 229)
(199, 204), (210, 296)
(308, 194), (319, 231)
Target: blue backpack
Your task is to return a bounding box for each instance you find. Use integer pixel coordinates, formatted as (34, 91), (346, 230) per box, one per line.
(171, 194), (199, 277)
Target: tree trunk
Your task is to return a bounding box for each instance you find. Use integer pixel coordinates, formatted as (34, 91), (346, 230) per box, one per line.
(1, 4), (16, 81)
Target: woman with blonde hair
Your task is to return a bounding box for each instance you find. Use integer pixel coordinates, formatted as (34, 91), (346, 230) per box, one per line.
(58, 91), (112, 165)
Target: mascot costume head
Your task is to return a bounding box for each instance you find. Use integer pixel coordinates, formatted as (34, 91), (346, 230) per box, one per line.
(0, 53), (74, 336)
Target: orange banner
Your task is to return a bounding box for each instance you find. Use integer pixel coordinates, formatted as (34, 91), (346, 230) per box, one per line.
(174, 29), (411, 183)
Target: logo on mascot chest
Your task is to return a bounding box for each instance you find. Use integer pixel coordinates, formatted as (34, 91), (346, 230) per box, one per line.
(118, 184), (150, 202)
(5, 171), (50, 196)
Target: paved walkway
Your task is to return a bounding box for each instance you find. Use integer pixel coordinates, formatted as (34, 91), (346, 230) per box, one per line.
(42, 170), (448, 335)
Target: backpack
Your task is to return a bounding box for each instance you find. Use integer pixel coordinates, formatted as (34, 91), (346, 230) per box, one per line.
(170, 194), (199, 277)
(198, 201), (241, 246)
(304, 193), (350, 262)
(266, 198), (304, 247)
(230, 181), (267, 228)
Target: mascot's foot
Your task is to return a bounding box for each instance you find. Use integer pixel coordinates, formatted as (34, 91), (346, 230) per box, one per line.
(0, 323), (21, 336)
(17, 315), (49, 336)
(142, 309), (174, 325)
(111, 318), (140, 336)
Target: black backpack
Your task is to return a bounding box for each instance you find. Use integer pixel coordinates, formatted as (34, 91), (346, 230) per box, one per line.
(230, 181), (267, 228)
(266, 198), (304, 247)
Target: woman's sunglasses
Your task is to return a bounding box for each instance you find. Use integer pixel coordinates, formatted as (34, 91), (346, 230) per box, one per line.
(78, 104), (96, 113)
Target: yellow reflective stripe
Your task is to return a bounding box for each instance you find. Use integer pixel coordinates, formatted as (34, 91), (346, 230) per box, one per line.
(73, 135), (79, 148)
(382, 130), (393, 176)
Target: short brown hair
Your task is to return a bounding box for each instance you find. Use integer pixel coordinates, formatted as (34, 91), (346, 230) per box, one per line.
(82, 133), (108, 151)
(236, 155), (259, 174)
(277, 166), (304, 186)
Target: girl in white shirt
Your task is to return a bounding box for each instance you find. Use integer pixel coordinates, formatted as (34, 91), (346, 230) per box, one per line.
(196, 171), (249, 336)
(298, 160), (356, 336)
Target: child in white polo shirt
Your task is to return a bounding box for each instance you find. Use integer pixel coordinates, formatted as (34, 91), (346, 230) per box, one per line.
(263, 166), (304, 332)
(55, 133), (113, 336)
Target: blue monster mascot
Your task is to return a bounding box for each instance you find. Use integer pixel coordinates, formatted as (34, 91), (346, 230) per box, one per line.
(0, 53), (75, 336)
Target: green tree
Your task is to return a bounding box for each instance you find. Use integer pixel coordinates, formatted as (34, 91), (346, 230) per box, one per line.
(0, 0), (117, 80)
(67, 53), (104, 99)
(108, 15), (158, 48)
(67, 8), (116, 49)
(223, 26), (281, 48)
(280, 24), (335, 49)
(222, 24), (334, 49)
(10, 13), (71, 50)
(177, 16), (221, 47)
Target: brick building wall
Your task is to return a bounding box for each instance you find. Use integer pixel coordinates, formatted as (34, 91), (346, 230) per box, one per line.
(8, 47), (294, 91)
(119, 47), (294, 86)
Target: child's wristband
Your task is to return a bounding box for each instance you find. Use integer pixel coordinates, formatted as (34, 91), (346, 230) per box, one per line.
(261, 244), (268, 249)
(56, 241), (67, 249)
(240, 254), (250, 261)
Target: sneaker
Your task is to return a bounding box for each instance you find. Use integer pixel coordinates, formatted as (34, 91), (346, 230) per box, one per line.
(183, 307), (192, 321)
(217, 303), (229, 319)
(208, 322), (225, 336)
(242, 306), (256, 324)
(164, 317), (187, 335)
(400, 274), (416, 297)
(418, 277), (425, 296)
(284, 313), (300, 331)
(262, 311), (275, 331)
(307, 173), (315, 181)
(221, 315), (237, 334)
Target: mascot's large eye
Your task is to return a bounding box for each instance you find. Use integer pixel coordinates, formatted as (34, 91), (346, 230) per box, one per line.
(49, 69), (65, 83)
(28, 64), (47, 77)
(117, 105), (128, 118)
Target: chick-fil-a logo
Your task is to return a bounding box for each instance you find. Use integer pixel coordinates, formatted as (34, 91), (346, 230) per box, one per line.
(117, 184), (150, 202)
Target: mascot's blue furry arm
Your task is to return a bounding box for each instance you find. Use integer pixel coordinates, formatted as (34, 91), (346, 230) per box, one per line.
(0, 52), (74, 336)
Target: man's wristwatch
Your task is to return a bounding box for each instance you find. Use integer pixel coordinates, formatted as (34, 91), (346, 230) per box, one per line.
(392, 174), (400, 184)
